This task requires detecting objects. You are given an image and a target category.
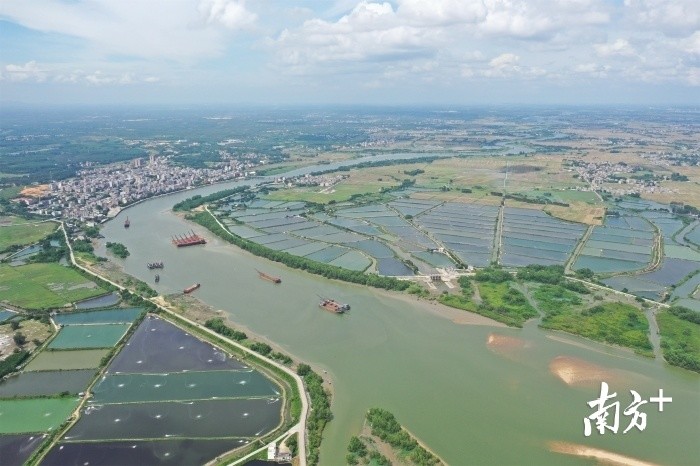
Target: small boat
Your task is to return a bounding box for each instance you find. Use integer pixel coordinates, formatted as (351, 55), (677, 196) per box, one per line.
(257, 270), (281, 284)
(124, 217), (130, 228)
(155, 274), (160, 283)
(318, 298), (349, 314)
(184, 283), (200, 294)
(147, 261), (164, 270)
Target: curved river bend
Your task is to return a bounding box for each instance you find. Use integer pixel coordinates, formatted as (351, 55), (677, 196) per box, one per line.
(99, 157), (699, 465)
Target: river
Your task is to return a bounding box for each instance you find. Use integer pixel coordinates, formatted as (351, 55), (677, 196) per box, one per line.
(97, 156), (699, 466)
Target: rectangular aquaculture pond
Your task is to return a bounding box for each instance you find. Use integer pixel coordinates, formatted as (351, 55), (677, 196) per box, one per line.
(0, 398), (79, 434)
(0, 370), (95, 398)
(24, 349), (110, 372)
(48, 323), (131, 350)
(53, 307), (144, 326)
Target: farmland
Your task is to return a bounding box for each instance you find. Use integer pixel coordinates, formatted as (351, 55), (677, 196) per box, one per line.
(0, 216), (57, 253)
(0, 262), (106, 309)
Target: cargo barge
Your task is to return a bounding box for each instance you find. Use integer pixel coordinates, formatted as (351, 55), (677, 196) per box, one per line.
(319, 298), (350, 314)
(257, 270), (281, 284)
(183, 283), (201, 294)
(172, 231), (206, 247)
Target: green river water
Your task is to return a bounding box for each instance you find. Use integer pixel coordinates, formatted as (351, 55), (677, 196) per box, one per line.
(97, 170), (699, 465)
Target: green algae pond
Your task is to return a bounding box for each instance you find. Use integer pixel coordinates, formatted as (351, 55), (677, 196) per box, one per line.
(0, 398), (79, 434)
(48, 323), (131, 349)
(24, 349), (110, 371)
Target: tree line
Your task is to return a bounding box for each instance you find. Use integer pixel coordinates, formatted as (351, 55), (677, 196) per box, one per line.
(188, 210), (411, 292)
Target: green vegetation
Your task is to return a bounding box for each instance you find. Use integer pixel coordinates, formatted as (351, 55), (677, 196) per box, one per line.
(541, 301), (653, 356)
(72, 239), (94, 254)
(366, 408), (441, 466)
(189, 210), (411, 292)
(0, 350), (29, 378)
(83, 226), (100, 238)
(474, 267), (512, 283)
(517, 264), (590, 293)
(657, 306), (700, 373)
(120, 279), (157, 299)
(0, 216), (56, 253)
(478, 282), (538, 327)
(297, 363), (332, 466)
(346, 436), (368, 465)
(106, 241), (129, 258)
(532, 284), (583, 314)
(250, 342), (273, 356)
(204, 318), (248, 341)
(0, 262), (106, 309)
(173, 186), (250, 211)
(439, 272), (536, 327)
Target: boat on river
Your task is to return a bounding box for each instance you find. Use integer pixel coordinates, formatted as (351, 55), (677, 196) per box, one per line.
(257, 270), (281, 284)
(147, 261), (164, 269)
(124, 217), (130, 228)
(319, 298), (349, 314)
(184, 283), (200, 294)
(155, 274), (160, 283)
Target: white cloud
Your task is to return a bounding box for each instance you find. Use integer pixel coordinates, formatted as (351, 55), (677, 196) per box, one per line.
(574, 63), (611, 78)
(595, 39), (637, 58)
(624, 0), (700, 37)
(199, 0), (257, 29)
(2, 61), (47, 82)
(679, 32), (700, 56)
(0, 62), (160, 86)
(0, 0), (256, 61)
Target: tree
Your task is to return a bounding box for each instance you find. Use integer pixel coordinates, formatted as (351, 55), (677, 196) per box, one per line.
(13, 332), (27, 346)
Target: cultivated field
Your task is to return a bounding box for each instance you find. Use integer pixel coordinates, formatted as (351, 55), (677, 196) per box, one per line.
(0, 216), (56, 252)
(0, 262), (106, 309)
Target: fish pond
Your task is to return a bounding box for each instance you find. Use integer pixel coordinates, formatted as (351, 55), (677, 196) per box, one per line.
(0, 398), (79, 434)
(0, 370), (95, 398)
(73, 292), (121, 310)
(0, 434), (46, 466)
(47, 323), (131, 350)
(24, 349), (110, 372)
(41, 438), (248, 466)
(45, 316), (283, 464)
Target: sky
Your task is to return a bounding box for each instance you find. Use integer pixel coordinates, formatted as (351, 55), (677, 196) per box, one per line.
(0, 0), (699, 106)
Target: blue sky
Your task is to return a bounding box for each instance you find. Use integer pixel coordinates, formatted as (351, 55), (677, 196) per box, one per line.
(1, 0), (698, 105)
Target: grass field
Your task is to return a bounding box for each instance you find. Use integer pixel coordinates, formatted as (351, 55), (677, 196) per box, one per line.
(0, 262), (106, 309)
(265, 165), (407, 203)
(0, 216), (57, 252)
(25, 349), (110, 371)
(0, 186), (23, 200)
(0, 398), (79, 434)
(439, 278), (538, 327)
(540, 301), (653, 356)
